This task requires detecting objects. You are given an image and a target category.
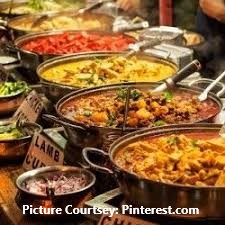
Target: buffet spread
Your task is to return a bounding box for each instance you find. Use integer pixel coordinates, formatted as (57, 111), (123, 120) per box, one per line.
(0, 1), (225, 225)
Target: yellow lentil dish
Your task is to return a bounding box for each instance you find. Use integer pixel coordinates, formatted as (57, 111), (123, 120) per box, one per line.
(114, 133), (225, 187)
(40, 56), (176, 88)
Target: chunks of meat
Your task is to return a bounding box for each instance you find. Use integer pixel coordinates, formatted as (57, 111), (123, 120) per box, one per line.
(115, 134), (225, 187)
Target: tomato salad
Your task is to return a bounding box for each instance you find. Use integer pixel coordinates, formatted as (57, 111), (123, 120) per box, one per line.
(21, 32), (135, 55)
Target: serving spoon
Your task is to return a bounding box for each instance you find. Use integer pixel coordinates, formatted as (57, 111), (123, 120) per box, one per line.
(197, 71), (225, 150)
(198, 70), (225, 101)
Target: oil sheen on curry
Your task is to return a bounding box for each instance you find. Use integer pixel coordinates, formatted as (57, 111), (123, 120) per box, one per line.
(40, 56), (176, 87)
(114, 131), (225, 187)
(60, 88), (219, 128)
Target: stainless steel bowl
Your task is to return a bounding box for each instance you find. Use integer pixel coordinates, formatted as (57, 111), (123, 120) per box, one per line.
(16, 165), (96, 217)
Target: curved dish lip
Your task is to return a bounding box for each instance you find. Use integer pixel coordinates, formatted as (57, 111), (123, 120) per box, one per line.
(0, 89), (24, 99)
(109, 123), (225, 190)
(36, 51), (178, 89)
(0, 81), (27, 99)
(14, 30), (136, 57)
(16, 165), (96, 197)
(55, 82), (223, 132)
(0, 121), (42, 143)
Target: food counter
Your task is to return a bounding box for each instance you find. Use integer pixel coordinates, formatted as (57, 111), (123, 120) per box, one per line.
(0, 1), (225, 224)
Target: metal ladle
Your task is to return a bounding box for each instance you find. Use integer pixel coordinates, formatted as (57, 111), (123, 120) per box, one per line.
(198, 70), (225, 101)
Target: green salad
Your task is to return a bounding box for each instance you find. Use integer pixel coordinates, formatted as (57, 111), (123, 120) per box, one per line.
(0, 124), (24, 140)
(0, 81), (29, 97)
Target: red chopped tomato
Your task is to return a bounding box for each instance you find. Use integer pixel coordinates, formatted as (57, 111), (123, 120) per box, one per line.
(21, 32), (135, 55)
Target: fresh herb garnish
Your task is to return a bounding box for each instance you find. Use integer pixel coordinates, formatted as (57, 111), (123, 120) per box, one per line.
(154, 120), (166, 126)
(130, 89), (142, 100)
(116, 88), (142, 101)
(116, 88), (127, 100)
(83, 110), (92, 117)
(163, 91), (173, 101)
(107, 112), (116, 126)
(167, 136), (180, 145)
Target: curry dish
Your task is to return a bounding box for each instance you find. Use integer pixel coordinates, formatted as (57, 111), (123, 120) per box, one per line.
(114, 133), (225, 187)
(10, 15), (109, 32)
(41, 56), (176, 87)
(60, 88), (219, 128)
(0, 124), (24, 140)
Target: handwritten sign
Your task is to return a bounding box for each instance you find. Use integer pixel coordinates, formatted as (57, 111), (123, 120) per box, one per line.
(13, 90), (44, 124)
(23, 132), (64, 170)
(98, 214), (157, 225)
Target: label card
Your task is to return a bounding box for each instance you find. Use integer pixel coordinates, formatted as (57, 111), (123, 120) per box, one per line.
(13, 90), (44, 124)
(23, 132), (64, 170)
(98, 214), (158, 225)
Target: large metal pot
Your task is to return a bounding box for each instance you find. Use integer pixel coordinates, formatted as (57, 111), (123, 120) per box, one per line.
(12, 30), (135, 72)
(37, 52), (178, 102)
(0, 81), (29, 116)
(0, 90), (25, 116)
(16, 165), (96, 217)
(83, 124), (225, 219)
(42, 82), (222, 151)
(2, 11), (114, 38)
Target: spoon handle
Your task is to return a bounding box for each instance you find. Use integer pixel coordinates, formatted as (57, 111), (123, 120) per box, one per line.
(198, 70), (225, 101)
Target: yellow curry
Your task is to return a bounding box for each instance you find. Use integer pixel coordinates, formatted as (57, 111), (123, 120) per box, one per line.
(40, 56), (176, 88)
